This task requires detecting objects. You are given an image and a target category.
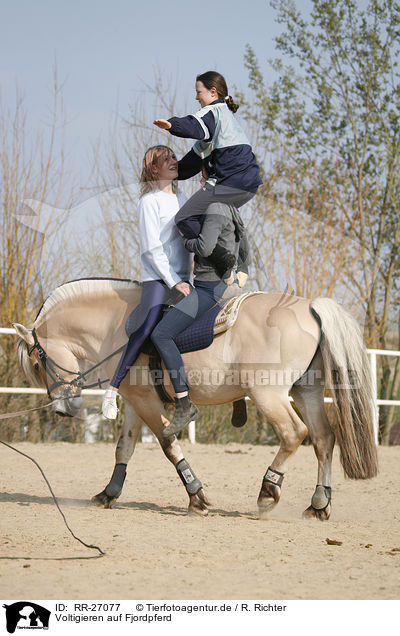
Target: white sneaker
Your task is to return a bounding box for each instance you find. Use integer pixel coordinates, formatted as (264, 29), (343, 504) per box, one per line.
(102, 389), (119, 420)
(237, 271), (248, 288)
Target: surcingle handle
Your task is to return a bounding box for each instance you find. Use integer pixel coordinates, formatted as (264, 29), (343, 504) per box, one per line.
(176, 458), (203, 495)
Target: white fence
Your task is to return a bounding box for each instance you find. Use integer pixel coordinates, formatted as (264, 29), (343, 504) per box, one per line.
(1, 327), (400, 444)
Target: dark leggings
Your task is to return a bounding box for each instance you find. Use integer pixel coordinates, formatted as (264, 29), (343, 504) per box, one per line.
(151, 279), (227, 393)
(111, 280), (168, 388)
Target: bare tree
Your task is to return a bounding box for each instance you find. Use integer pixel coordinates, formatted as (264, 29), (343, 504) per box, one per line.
(0, 71), (68, 440)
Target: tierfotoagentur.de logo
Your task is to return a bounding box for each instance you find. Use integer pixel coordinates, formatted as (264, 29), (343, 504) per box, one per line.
(3, 602), (51, 633)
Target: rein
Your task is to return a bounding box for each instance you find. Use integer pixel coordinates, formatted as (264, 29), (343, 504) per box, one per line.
(0, 402), (54, 420)
(28, 328), (125, 396)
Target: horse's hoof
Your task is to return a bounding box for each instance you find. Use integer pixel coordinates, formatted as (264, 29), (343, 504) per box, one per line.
(257, 499), (277, 518)
(302, 504), (331, 521)
(303, 485), (332, 520)
(188, 489), (210, 517)
(257, 482), (281, 517)
(188, 505), (208, 517)
(91, 490), (117, 509)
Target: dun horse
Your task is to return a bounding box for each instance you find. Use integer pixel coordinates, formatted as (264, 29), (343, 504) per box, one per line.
(14, 278), (378, 519)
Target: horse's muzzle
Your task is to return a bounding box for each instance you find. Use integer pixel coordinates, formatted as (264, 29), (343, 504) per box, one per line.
(52, 394), (83, 417)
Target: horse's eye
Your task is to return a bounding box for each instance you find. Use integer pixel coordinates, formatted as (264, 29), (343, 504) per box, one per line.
(34, 362), (40, 372)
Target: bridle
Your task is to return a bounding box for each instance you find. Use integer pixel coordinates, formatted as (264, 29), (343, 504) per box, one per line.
(28, 328), (125, 399)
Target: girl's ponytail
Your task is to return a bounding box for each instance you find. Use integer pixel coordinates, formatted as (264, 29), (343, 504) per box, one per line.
(225, 95), (239, 113)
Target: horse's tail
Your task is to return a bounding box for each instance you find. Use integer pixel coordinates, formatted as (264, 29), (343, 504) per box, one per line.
(310, 297), (378, 479)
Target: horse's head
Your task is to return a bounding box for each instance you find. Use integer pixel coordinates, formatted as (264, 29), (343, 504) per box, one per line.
(13, 323), (83, 417)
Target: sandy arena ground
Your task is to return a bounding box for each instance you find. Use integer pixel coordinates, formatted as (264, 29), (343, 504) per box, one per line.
(0, 441), (399, 600)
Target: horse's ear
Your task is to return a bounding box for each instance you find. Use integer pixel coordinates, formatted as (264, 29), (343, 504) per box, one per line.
(12, 323), (34, 346)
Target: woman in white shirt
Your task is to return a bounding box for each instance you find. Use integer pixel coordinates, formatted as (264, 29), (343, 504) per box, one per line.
(102, 145), (192, 419)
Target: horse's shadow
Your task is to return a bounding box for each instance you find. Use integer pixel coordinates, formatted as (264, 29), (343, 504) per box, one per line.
(115, 500), (191, 516)
(0, 491), (92, 508)
(0, 491), (257, 519)
(118, 501), (257, 519)
(207, 507), (258, 520)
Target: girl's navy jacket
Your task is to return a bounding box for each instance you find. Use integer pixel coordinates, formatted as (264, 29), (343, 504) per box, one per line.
(167, 99), (262, 193)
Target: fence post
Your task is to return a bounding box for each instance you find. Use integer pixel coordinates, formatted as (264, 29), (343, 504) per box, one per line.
(369, 351), (379, 445)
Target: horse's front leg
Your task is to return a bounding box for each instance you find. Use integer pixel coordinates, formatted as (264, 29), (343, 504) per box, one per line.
(162, 440), (210, 516)
(92, 401), (142, 509)
(133, 390), (210, 516)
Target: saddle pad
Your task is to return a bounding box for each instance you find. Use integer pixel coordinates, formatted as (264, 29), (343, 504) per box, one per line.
(174, 302), (224, 353)
(125, 290), (264, 355)
(174, 290), (264, 353)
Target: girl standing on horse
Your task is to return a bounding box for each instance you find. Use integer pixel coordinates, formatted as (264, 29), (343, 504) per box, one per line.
(102, 145), (191, 419)
(154, 70), (262, 287)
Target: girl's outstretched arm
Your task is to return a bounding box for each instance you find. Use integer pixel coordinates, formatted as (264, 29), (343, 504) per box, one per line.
(154, 109), (216, 141)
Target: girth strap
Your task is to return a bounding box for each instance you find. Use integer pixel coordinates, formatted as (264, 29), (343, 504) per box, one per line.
(149, 354), (174, 404)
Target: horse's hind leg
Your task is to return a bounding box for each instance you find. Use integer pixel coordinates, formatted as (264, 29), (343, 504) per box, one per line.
(130, 390), (210, 516)
(290, 349), (335, 520)
(92, 401), (142, 509)
(248, 388), (308, 517)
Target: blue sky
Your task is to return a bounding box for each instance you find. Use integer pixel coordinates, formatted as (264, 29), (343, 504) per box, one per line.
(1, 0), (283, 190)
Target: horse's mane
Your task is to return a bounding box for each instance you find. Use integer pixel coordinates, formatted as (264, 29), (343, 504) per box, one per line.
(35, 277), (141, 325)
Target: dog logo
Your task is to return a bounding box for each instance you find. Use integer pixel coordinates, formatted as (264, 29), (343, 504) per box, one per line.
(3, 602), (50, 633)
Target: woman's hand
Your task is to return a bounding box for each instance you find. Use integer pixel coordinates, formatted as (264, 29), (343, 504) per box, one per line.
(154, 119), (172, 130)
(174, 281), (192, 296)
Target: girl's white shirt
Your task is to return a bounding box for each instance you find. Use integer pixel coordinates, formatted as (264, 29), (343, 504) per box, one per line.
(138, 190), (191, 288)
